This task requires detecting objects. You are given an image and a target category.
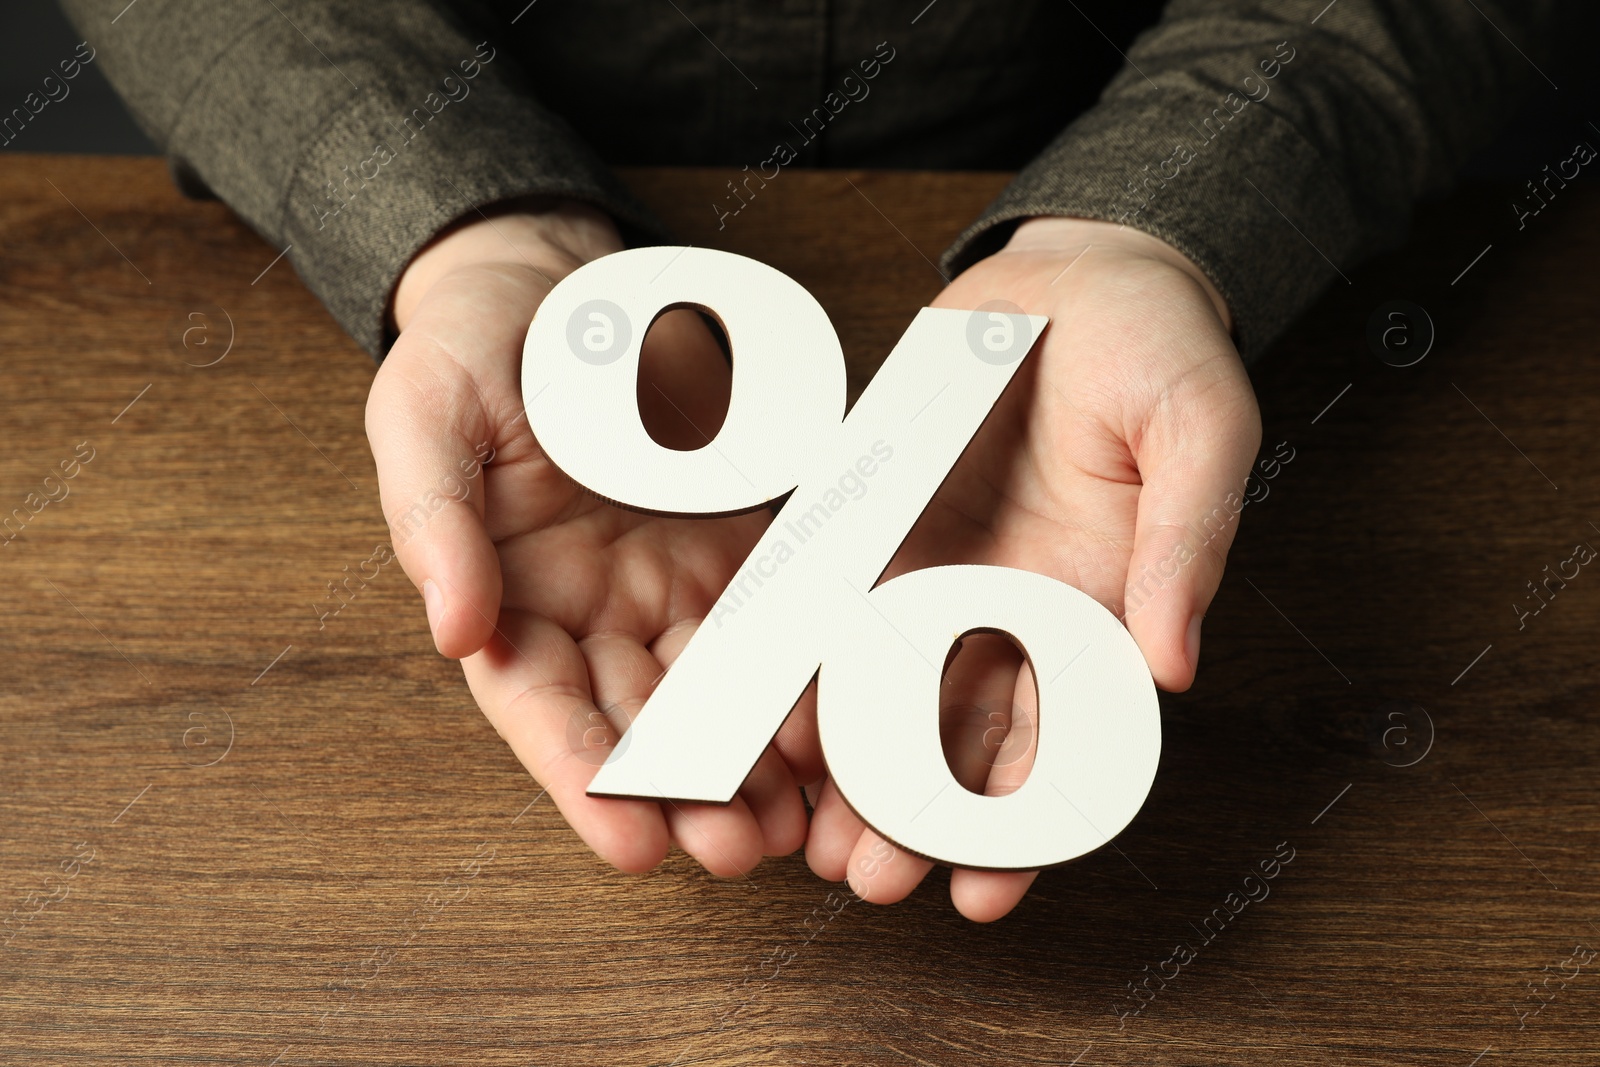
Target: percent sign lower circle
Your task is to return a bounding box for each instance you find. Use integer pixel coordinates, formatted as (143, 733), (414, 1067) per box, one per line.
(521, 247), (1160, 871)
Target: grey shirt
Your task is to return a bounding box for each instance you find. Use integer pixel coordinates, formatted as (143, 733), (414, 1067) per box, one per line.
(59, 0), (1568, 361)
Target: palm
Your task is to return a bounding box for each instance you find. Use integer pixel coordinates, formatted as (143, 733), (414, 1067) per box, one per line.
(919, 240), (1257, 637)
(898, 354), (1139, 608)
(484, 446), (771, 664)
(371, 261), (815, 877)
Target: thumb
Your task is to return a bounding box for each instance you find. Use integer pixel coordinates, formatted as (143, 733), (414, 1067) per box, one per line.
(366, 342), (505, 660)
(1122, 388), (1260, 691)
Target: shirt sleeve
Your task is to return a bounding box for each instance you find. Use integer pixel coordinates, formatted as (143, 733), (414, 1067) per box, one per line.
(58, 0), (669, 358)
(938, 0), (1570, 361)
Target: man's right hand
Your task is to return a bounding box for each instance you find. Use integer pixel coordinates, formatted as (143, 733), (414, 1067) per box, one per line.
(366, 201), (821, 877)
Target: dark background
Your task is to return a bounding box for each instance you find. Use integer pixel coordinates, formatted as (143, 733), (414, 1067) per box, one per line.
(3, 2), (155, 153)
(7, 2), (1600, 181)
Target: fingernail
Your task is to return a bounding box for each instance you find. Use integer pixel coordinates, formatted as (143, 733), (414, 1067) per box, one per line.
(422, 578), (443, 639)
(1185, 613), (1203, 671)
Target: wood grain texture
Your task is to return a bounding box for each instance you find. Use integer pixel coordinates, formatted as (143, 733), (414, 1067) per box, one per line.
(2, 155), (1599, 1064)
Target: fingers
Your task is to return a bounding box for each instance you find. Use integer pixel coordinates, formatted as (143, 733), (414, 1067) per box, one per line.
(804, 776), (866, 882)
(369, 358), (505, 655)
(648, 619), (805, 868)
(367, 347), (504, 658)
(950, 870), (1039, 922)
(367, 269), (546, 660)
(809, 638), (1046, 920)
(465, 607), (792, 880)
(461, 608), (669, 873)
(973, 654), (1038, 799)
(950, 657), (1040, 922)
(807, 778), (933, 904)
(810, 802), (1040, 918)
(846, 828), (933, 903)
(1122, 373), (1261, 691)
(805, 635), (1019, 903)
(939, 634), (1026, 794)
(737, 747), (808, 858)
(658, 793), (766, 878)
(772, 678), (824, 789)
(588, 623), (761, 877)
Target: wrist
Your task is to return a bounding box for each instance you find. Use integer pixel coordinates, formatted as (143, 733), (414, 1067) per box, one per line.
(391, 198), (623, 333)
(1003, 216), (1233, 334)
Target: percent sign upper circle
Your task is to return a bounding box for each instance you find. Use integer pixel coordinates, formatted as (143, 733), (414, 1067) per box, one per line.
(521, 247), (1160, 871)
(533, 249), (847, 515)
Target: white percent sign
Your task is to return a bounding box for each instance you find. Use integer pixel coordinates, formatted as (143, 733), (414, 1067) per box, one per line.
(522, 247), (1159, 871)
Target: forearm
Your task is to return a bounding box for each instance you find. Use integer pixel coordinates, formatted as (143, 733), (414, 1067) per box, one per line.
(943, 0), (1570, 360)
(59, 0), (664, 357)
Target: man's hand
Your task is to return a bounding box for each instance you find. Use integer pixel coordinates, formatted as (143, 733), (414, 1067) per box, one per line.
(804, 217), (1262, 921)
(369, 205), (1259, 919)
(366, 201), (819, 878)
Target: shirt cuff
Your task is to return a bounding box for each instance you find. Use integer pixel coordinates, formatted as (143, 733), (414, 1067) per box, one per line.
(278, 74), (668, 359)
(938, 91), (1367, 363)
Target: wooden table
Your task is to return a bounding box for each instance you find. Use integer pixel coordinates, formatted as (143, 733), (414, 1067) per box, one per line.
(3, 155), (1598, 1065)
